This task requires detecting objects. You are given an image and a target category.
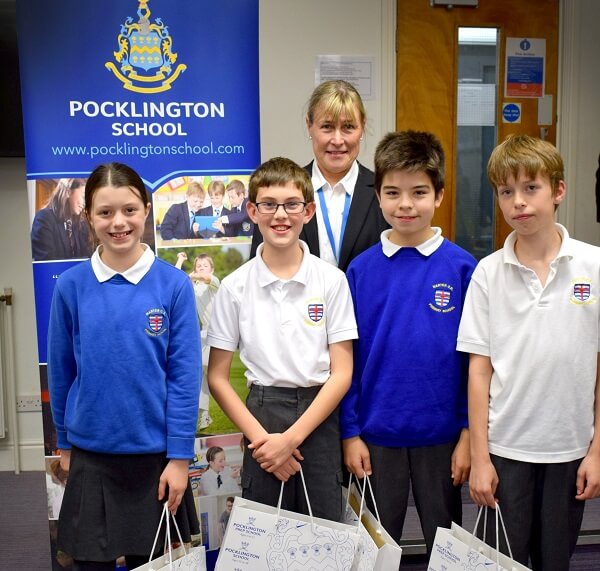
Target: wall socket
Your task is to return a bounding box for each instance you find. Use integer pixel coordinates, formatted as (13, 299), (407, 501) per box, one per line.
(16, 395), (42, 412)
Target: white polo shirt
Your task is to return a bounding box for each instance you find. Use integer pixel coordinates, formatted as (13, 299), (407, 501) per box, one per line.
(207, 240), (358, 387)
(457, 224), (600, 463)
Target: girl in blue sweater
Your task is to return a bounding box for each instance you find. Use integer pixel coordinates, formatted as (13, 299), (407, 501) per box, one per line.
(48, 163), (201, 570)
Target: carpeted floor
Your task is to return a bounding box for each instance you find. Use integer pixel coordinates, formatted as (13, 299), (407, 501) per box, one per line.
(2, 470), (600, 570)
(0, 471), (51, 570)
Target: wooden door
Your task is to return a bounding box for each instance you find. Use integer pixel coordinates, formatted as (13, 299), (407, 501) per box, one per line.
(396, 0), (559, 254)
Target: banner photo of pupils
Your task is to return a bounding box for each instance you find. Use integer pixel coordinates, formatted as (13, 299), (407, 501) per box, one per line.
(17, 1), (258, 568)
(190, 434), (244, 551)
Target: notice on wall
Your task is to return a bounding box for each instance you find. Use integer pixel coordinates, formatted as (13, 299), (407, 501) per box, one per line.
(457, 84), (496, 126)
(315, 55), (375, 100)
(505, 37), (545, 98)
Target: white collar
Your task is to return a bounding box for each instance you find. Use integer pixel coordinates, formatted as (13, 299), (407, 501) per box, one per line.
(503, 223), (573, 266)
(91, 244), (155, 284)
(311, 160), (359, 197)
(380, 227), (444, 258)
(255, 240), (310, 287)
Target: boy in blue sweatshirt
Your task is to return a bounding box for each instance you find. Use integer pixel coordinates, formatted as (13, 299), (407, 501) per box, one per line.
(341, 131), (476, 554)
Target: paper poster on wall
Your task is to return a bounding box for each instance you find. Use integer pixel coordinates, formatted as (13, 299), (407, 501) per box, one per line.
(505, 37), (545, 97)
(315, 55), (376, 100)
(457, 84), (496, 126)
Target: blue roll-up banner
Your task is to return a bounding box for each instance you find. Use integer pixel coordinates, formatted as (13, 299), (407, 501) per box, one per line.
(18, 1), (258, 567)
(18, 0), (259, 184)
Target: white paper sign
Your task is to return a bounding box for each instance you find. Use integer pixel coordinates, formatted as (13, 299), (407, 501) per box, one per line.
(315, 55), (376, 100)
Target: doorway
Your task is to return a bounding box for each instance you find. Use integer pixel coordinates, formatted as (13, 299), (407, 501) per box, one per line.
(396, 0), (559, 255)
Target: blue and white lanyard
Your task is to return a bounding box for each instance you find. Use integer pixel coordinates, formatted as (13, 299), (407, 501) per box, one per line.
(317, 186), (351, 264)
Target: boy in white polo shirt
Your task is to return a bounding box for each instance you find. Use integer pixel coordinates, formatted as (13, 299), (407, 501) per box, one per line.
(207, 157), (357, 521)
(457, 135), (600, 570)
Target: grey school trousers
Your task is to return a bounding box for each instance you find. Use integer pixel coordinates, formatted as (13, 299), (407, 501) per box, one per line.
(241, 384), (344, 522)
(485, 454), (585, 571)
(366, 440), (463, 555)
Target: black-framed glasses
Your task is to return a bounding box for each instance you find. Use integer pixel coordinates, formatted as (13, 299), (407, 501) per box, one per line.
(254, 201), (306, 214)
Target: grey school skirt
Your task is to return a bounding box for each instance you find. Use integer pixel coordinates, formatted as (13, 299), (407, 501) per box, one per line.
(58, 446), (199, 562)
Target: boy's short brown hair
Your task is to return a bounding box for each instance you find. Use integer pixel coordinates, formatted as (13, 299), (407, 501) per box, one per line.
(248, 157), (314, 203)
(226, 179), (246, 196)
(487, 134), (564, 195)
(186, 181), (205, 197)
(374, 130), (445, 196)
(207, 180), (226, 196)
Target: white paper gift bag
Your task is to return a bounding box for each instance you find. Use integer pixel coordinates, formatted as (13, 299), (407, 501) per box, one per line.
(342, 474), (402, 571)
(428, 504), (531, 571)
(215, 467), (359, 570)
(132, 503), (207, 571)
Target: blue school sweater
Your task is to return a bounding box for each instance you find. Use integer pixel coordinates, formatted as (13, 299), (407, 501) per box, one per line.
(341, 239), (476, 447)
(48, 258), (201, 459)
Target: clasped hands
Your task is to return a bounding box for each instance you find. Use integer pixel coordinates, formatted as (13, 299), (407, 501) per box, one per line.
(248, 432), (304, 482)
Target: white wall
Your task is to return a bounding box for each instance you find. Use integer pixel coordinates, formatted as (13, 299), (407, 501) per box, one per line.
(0, 158), (44, 470)
(1, 0), (599, 471)
(557, 0), (600, 246)
(259, 0), (396, 168)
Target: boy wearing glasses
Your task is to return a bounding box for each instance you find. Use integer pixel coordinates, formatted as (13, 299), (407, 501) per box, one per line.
(207, 157), (357, 521)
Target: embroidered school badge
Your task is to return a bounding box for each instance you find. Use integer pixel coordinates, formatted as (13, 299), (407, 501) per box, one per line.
(303, 298), (326, 327)
(573, 283), (590, 302)
(308, 303), (324, 323)
(144, 308), (167, 336)
(570, 279), (596, 305)
(434, 289), (451, 307)
(428, 282), (456, 313)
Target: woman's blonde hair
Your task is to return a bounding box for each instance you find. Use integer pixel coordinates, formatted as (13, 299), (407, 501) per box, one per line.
(306, 80), (366, 127)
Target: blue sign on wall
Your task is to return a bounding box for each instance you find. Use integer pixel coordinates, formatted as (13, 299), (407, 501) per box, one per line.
(502, 103), (521, 123)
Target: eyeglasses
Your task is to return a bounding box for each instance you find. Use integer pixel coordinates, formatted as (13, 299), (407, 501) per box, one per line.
(254, 201), (306, 214)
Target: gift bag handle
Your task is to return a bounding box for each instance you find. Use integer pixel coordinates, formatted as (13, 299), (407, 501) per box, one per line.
(363, 473), (383, 529)
(347, 472), (383, 535)
(345, 472), (355, 512)
(346, 472), (367, 532)
(147, 503), (188, 569)
(276, 465), (315, 527)
(472, 503), (514, 570)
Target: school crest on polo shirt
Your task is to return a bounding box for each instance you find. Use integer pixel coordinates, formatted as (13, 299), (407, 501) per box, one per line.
(304, 297), (326, 327)
(428, 282), (456, 313)
(145, 308), (168, 336)
(570, 278), (597, 306)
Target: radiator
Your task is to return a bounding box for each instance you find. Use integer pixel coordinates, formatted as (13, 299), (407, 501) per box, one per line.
(0, 288), (19, 473)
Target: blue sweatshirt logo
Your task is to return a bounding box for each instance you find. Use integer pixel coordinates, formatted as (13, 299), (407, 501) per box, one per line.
(145, 308), (167, 336)
(429, 283), (456, 313)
